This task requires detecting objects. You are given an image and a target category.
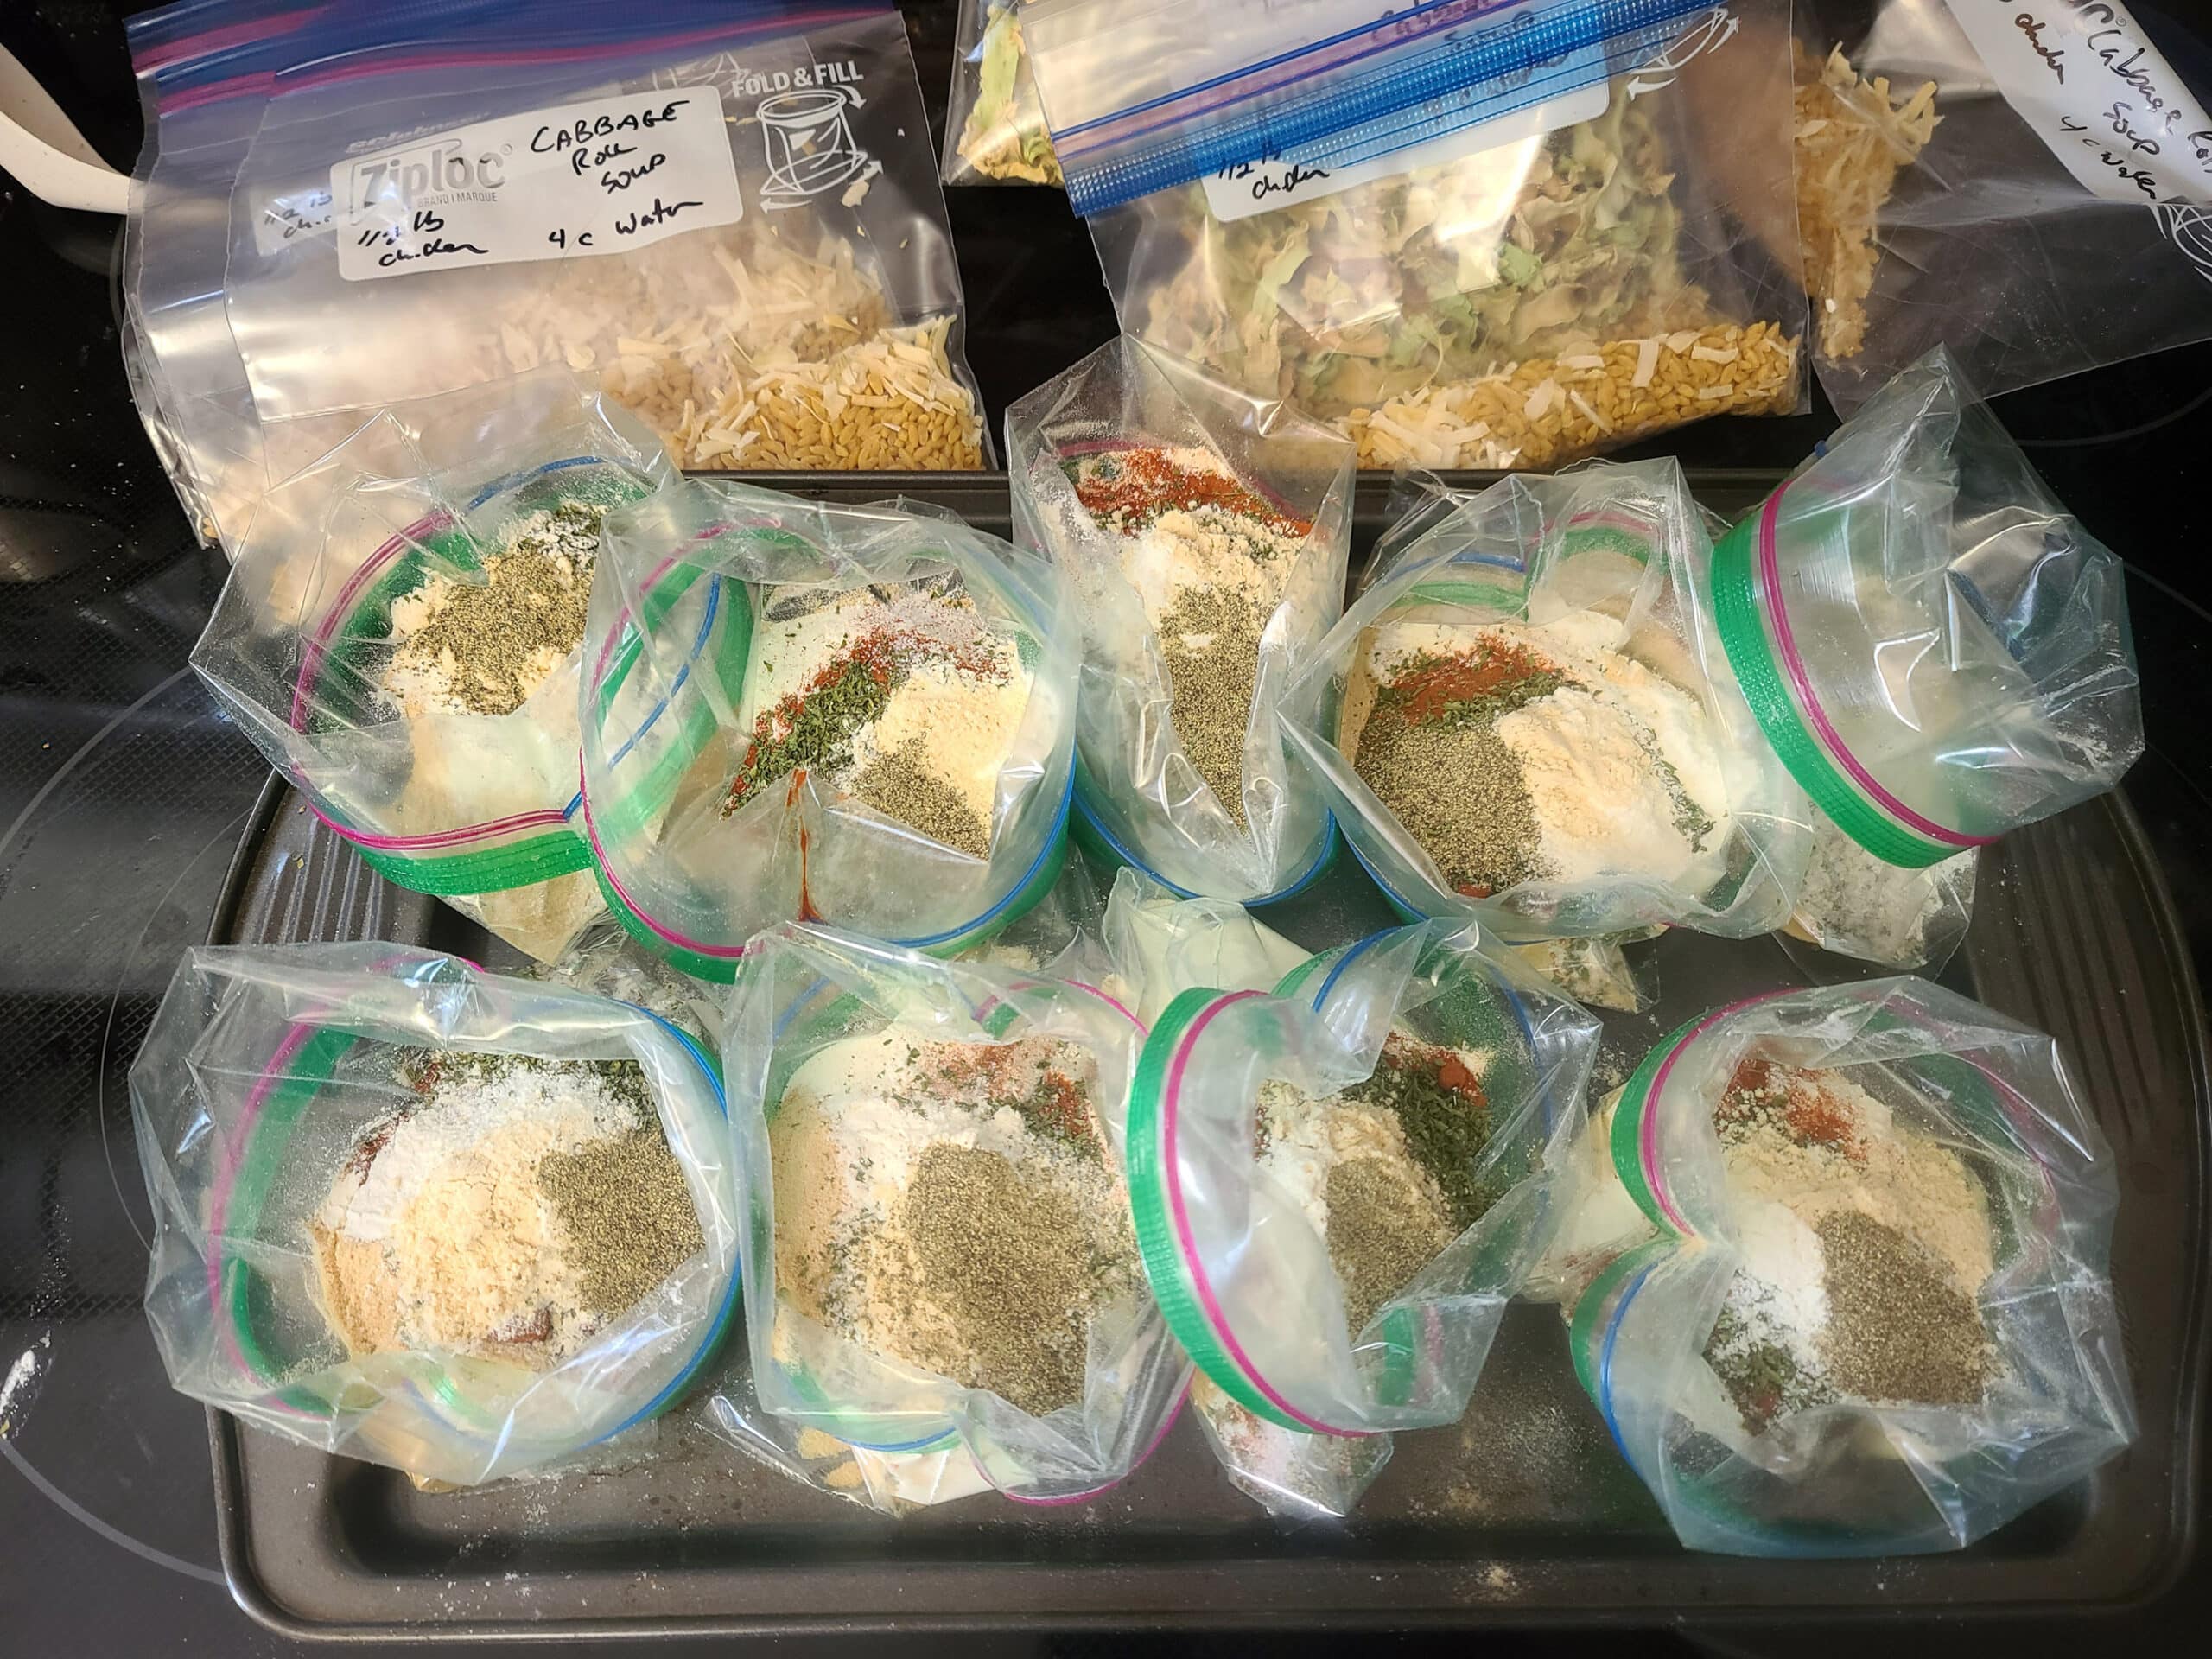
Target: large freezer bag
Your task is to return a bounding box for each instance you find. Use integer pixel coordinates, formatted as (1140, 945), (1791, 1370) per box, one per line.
(132, 944), (741, 1489)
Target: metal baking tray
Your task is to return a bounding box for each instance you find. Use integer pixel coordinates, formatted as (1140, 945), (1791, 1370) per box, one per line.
(203, 472), (2208, 1636)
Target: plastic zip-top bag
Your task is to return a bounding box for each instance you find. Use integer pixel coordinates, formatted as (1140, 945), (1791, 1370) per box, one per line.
(123, 1), (331, 548)
(1027, 0), (1808, 470)
(1124, 916), (1599, 1442)
(942, 0), (1061, 185)
(1712, 350), (2143, 869)
(191, 371), (673, 963)
(719, 925), (1187, 1507)
(580, 480), (1079, 982)
(1007, 338), (1353, 903)
(1796, 0), (2212, 411)
(131, 944), (741, 1489)
(1567, 977), (2134, 1554)
(1280, 461), (1810, 943)
(132, 0), (985, 534)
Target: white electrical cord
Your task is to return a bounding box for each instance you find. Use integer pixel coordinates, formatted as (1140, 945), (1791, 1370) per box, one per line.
(0, 45), (128, 214)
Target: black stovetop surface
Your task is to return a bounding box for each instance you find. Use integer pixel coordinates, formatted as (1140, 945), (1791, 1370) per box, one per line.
(0, 3), (2204, 1654)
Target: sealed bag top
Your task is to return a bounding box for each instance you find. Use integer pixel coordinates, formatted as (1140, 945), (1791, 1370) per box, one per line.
(188, 0), (981, 502)
(1713, 350), (2143, 866)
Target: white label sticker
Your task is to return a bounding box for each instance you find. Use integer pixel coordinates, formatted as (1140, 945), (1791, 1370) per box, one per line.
(332, 86), (743, 282)
(251, 185), (334, 256)
(1943, 0), (2212, 207)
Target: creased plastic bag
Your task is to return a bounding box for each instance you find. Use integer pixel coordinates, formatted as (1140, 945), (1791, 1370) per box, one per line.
(192, 372), (672, 963)
(1713, 349), (2142, 868)
(942, 0), (1061, 186)
(1797, 0), (2212, 411)
(580, 480), (1078, 982)
(1124, 918), (1600, 1442)
(1007, 338), (1352, 902)
(127, 0), (985, 544)
(719, 925), (1186, 1507)
(1281, 461), (1811, 943)
(1783, 818), (1977, 973)
(1029, 0), (1808, 470)
(1568, 977), (2134, 1554)
(132, 944), (741, 1488)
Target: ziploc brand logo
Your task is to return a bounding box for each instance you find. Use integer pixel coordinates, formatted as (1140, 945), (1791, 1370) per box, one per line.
(346, 137), (510, 222)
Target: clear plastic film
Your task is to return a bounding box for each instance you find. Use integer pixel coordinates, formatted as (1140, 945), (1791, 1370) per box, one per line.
(1783, 818), (1977, 973)
(1033, 0), (1808, 470)
(1711, 350), (2143, 868)
(130, 944), (741, 1489)
(1797, 0), (2212, 411)
(942, 0), (1062, 186)
(1280, 460), (1812, 944)
(1567, 977), (2134, 1555)
(1124, 919), (1600, 1440)
(579, 480), (1079, 982)
(191, 371), (673, 963)
(717, 925), (1188, 1508)
(1007, 338), (1353, 902)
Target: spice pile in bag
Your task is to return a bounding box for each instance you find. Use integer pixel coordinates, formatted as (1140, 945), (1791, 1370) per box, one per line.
(1008, 339), (1352, 900)
(1030, 0), (1807, 470)
(132, 945), (740, 1489)
(192, 374), (671, 963)
(126, 0), (983, 542)
(1569, 979), (2134, 1555)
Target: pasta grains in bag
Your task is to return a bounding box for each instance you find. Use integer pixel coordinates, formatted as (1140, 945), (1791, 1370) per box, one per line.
(1799, 0), (2212, 410)
(1125, 922), (1600, 1440)
(1281, 461), (1811, 942)
(1572, 978), (2134, 1554)
(720, 925), (1186, 1507)
(168, 1), (982, 508)
(193, 372), (673, 963)
(1007, 338), (1353, 902)
(132, 945), (741, 1489)
(1028, 0), (1808, 470)
(581, 481), (1079, 980)
(1712, 349), (2143, 867)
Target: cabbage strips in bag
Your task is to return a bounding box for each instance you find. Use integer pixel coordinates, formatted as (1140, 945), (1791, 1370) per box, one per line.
(942, 0), (1061, 185)
(1797, 0), (2212, 411)
(720, 925), (1187, 1506)
(1569, 977), (2134, 1555)
(1712, 350), (2142, 868)
(580, 480), (1078, 982)
(1125, 918), (1599, 1440)
(132, 944), (741, 1489)
(1281, 461), (1810, 943)
(192, 372), (671, 963)
(1007, 338), (1352, 903)
(1029, 0), (1808, 470)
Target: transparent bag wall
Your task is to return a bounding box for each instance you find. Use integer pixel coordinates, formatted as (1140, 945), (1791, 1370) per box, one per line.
(131, 944), (741, 1489)
(717, 925), (1187, 1506)
(1570, 977), (2134, 1555)
(580, 480), (1080, 982)
(190, 373), (671, 963)
(1006, 336), (1353, 903)
(1280, 461), (1811, 943)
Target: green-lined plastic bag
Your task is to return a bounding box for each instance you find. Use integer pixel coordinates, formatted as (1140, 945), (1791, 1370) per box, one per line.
(132, 944), (739, 1488)
(1567, 976), (2133, 1554)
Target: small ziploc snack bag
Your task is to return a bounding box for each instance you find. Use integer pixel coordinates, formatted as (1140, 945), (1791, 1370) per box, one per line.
(1126, 920), (1599, 1441)
(1713, 350), (2143, 869)
(721, 925), (1187, 1506)
(580, 480), (1079, 982)
(1280, 461), (1810, 943)
(942, 0), (1062, 186)
(1027, 0), (1807, 470)
(131, 0), (984, 532)
(1569, 977), (2134, 1555)
(192, 372), (671, 963)
(132, 944), (741, 1489)
(1007, 338), (1353, 902)
(1796, 0), (2212, 411)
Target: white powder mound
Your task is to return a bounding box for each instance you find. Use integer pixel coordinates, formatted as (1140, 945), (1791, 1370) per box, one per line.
(1364, 613), (1733, 887)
